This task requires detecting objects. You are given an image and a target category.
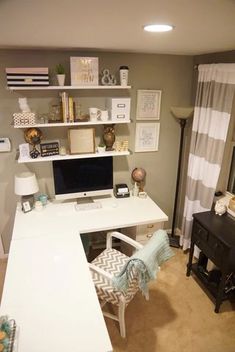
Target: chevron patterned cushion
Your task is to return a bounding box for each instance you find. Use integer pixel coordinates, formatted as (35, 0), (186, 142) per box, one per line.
(91, 248), (139, 306)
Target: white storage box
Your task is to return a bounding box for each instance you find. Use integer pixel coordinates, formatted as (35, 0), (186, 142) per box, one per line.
(106, 98), (131, 121)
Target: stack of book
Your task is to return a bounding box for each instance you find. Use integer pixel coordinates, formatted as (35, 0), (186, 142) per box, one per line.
(60, 92), (75, 123)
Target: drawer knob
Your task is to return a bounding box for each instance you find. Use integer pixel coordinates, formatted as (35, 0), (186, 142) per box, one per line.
(147, 224), (154, 229)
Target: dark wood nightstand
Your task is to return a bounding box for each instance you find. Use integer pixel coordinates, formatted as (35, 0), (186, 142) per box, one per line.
(186, 211), (235, 313)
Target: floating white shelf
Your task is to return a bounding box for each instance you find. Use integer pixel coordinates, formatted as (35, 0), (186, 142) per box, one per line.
(8, 85), (131, 91)
(13, 120), (131, 128)
(17, 150), (130, 163)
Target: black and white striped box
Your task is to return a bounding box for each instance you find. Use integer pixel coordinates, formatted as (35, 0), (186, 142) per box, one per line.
(6, 67), (49, 87)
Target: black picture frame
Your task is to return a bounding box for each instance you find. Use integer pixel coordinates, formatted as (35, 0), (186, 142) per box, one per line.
(22, 201), (32, 213)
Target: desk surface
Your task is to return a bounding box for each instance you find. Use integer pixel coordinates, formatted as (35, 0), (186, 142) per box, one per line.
(1, 195), (168, 351)
(0, 233), (112, 352)
(12, 195), (168, 240)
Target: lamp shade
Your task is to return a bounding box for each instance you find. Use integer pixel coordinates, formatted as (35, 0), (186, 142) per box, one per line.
(15, 172), (39, 196)
(170, 106), (194, 119)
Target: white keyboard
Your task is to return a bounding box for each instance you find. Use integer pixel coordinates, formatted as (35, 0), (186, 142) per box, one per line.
(75, 201), (102, 211)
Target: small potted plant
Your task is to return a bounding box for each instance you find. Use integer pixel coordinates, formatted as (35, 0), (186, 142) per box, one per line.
(55, 64), (65, 86)
(97, 142), (106, 153)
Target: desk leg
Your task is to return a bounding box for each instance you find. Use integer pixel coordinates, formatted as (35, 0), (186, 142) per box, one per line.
(215, 271), (227, 313)
(186, 241), (194, 276)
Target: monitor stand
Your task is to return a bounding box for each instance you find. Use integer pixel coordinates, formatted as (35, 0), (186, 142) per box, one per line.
(75, 197), (102, 211)
(76, 197), (94, 205)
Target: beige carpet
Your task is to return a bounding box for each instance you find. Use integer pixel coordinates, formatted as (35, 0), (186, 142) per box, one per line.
(104, 249), (235, 352)
(0, 252), (234, 352)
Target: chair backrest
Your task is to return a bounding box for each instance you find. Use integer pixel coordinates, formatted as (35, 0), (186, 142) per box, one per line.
(113, 230), (174, 299)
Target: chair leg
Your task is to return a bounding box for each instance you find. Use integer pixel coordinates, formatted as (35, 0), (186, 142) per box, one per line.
(118, 301), (126, 338)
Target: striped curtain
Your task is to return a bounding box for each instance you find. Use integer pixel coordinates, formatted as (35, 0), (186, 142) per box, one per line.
(181, 63), (235, 251)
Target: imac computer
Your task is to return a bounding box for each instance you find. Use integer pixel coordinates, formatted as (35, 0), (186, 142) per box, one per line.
(52, 156), (113, 201)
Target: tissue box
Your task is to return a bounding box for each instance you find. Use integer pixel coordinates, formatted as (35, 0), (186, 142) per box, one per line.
(13, 112), (36, 126)
(106, 98), (131, 121)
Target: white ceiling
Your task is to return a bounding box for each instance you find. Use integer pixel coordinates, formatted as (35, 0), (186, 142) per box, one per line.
(0, 0), (235, 55)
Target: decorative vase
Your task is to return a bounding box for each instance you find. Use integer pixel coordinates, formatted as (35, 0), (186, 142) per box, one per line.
(97, 146), (106, 153)
(57, 74), (65, 86)
(103, 125), (115, 151)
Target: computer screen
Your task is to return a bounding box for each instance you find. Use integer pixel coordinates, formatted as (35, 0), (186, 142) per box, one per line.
(53, 157), (113, 200)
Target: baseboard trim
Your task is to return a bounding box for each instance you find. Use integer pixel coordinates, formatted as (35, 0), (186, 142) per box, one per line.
(0, 235), (8, 259)
(166, 228), (182, 237)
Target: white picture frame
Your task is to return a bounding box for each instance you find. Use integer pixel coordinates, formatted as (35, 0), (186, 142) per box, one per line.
(19, 143), (30, 160)
(70, 57), (99, 86)
(135, 123), (160, 152)
(136, 89), (162, 120)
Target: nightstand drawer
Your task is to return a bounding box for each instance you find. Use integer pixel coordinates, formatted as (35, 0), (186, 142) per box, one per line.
(193, 221), (212, 257)
(208, 234), (228, 268)
(193, 222), (209, 242)
(193, 221), (228, 269)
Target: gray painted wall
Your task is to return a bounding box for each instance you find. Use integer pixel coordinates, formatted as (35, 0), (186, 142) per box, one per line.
(0, 49), (193, 252)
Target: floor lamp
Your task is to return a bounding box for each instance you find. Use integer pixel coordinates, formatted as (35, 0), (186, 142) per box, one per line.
(169, 106), (194, 248)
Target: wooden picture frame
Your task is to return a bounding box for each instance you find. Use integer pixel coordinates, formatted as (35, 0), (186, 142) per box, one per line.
(136, 89), (162, 120)
(68, 128), (95, 154)
(135, 122), (160, 152)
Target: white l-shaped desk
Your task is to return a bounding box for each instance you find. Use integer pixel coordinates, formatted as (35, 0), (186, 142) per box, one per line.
(0, 195), (168, 352)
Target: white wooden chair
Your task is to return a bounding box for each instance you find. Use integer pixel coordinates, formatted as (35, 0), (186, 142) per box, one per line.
(89, 231), (145, 338)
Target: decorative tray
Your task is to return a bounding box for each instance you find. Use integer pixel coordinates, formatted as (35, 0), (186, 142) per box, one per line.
(0, 317), (17, 352)
(227, 207), (235, 219)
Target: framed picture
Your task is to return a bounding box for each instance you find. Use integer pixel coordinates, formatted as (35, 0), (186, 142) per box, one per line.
(68, 128), (95, 154)
(135, 123), (160, 152)
(22, 201), (32, 213)
(19, 143), (30, 160)
(70, 57), (99, 86)
(136, 90), (162, 120)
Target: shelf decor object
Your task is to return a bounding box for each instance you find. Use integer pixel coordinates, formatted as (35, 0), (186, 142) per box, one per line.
(103, 125), (115, 151)
(13, 112), (36, 126)
(55, 64), (66, 86)
(135, 122), (160, 152)
(68, 128), (95, 154)
(136, 90), (162, 120)
(106, 97), (131, 122)
(40, 141), (60, 157)
(6, 67), (49, 87)
(13, 97), (36, 126)
(24, 127), (43, 159)
(168, 106), (194, 248)
(70, 57), (99, 86)
(101, 68), (117, 86)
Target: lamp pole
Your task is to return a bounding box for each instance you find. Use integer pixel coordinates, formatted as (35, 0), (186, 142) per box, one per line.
(169, 118), (187, 248)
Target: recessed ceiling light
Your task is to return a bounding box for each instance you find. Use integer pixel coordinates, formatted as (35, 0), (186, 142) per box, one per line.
(143, 24), (174, 32)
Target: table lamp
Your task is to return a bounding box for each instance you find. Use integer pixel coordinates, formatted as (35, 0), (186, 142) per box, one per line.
(15, 172), (39, 212)
(169, 106), (194, 248)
